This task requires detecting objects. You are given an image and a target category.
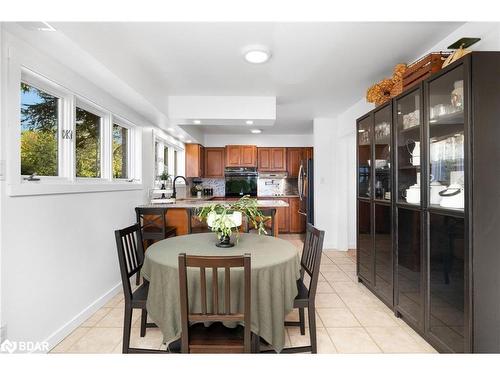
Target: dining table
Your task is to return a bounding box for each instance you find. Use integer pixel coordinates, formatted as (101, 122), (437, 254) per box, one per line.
(141, 232), (301, 352)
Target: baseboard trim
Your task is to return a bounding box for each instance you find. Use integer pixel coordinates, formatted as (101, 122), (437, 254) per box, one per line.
(42, 282), (122, 353)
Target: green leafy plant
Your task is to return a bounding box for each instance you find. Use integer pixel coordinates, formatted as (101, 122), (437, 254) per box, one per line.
(196, 195), (269, 242)
(159, 169), (170, 182)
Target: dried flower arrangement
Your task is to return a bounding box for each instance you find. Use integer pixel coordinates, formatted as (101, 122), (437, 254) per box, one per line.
(366, 64), (408, 106)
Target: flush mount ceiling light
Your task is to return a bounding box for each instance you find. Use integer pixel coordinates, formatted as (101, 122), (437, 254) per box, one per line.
(186, 140), (192, 143)
(178, 134), (185, 139)
(21, 21), (56, 32)
(193, 120), (201, 124)
(243, 46), (271, 64)
(246, 120), (254, 125)
(251, 129), (262, 134)
(167, 127), (174, 132)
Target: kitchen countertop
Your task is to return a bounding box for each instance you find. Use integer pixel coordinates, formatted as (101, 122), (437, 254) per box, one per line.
(138, 198), (289, 209)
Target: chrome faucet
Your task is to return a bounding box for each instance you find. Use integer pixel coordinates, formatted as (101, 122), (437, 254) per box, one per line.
(171, 175), (187, 199)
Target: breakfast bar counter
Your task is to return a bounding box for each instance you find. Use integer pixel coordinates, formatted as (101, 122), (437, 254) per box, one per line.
(136, 199), (289, 237)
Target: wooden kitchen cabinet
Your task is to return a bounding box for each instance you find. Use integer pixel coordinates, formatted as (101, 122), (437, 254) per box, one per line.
(204, 147), (225, 178)
(288, 197), (305, 233)
(185, 143), (204, 178)
(225, 145), (257, 167)
(258, 147), (287, 171)
(277, 199), (290, 233)
(286, 148), (305, 177)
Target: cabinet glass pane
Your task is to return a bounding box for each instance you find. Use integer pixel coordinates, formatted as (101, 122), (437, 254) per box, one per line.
(358, 200), (372, 281)
(358, 117), (372, 198)
(429, 213), (465, 352)
(397, 208), (421, 323)
(428, 66), (465, 212)
(374, 106), (392, 201)
(375, 204), (392, 303)
(396, 90), (421, 205)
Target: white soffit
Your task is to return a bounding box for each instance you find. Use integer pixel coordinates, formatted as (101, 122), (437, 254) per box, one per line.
(167, 96), (276, 126)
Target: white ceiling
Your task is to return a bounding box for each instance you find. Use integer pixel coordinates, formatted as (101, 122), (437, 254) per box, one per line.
(51, 22), (463, 135)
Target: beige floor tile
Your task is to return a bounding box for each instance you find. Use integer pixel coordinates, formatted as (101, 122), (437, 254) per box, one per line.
(337, 264), (356, 273)
(317, 308), (360, 328)
(340, 293), (390, 309)
(330, 257), (356, 265)
(330, 281), (370, 295)
(50, 327), (91, 353)
(129, 327), (164, 350)
(316, 281), (335, 294)
(327, 327), (381, 353)
(323, 250), (350, 258)
(349, 306), (399, 327)
(320, 256), (334, 265)
(320, 264), (342, 273)
(104, 292), (124, 308)
(321, 270), (351, 282)
(80, 307), (112, 327)
(95, 307), (140, 328)
(401, 326), (438, 353)
(287, 327), (337, 353)
(315, 293), (346, 308)
(365, 326), (424, 353)
(67, 327), (123, 353)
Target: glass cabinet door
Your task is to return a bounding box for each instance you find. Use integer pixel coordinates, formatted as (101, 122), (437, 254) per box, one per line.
(428, 213), (465, 352)
(427, 66), (465, 212)
(374, 105), (392, 201)
(374, 203), (392, 304)
(358, 200), (373, 282)
(397, 207), (422, 327)
(395, 89), (422, 206)
(358, 116), (372, 198)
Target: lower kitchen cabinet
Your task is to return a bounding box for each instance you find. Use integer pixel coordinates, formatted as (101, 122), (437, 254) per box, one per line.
(288, 197), (305, 233)
(277, 200), (290, 233)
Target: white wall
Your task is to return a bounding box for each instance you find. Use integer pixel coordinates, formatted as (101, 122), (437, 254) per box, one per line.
(314, 21), (500, 251)
(313, 99), (373, 250)
(0, 27), (155, 350)
(204, 133), (313, 147)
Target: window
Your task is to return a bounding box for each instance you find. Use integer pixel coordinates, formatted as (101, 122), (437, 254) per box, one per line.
(20, 82), (59, 176)
(153, 133), (185, 180)
(174, 149), (178, 176)
(75, 107), (101, 178)
(112, 124), (128, 179)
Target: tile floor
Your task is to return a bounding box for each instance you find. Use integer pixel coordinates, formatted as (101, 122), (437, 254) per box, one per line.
(50, 234), (437, 354)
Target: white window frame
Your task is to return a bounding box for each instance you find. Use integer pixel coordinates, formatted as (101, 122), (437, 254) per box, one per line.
(8, 68), (143, 196)
(153, 130), (185, 183)
(111, 115), (136, 181)
(20, 69), (72, 181)
(74, 97), (108, 181)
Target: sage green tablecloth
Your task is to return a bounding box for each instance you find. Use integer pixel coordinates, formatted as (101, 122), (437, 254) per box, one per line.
(141, 233), (301, 352)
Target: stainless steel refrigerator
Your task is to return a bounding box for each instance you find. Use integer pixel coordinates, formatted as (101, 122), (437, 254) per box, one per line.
(298, 158), (314, 224)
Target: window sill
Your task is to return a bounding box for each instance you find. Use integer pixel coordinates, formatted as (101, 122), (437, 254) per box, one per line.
(7, 181), (144, 197)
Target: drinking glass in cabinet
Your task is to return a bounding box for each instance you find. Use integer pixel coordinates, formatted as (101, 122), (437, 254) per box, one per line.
(374, 105), (392, 201)
(428, 66), (465, 210)
(396, 90), (421, 205)
(358, 117), (372, 198)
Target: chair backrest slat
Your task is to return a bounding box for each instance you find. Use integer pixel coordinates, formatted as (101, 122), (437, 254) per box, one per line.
(225, 267), (231, 315)
(114, 224), (145, 301)
(300, 224), (325, 300)
(200, 267), (207, 314)
(178, 253), (252, 353)
(212, 267), (219, 315)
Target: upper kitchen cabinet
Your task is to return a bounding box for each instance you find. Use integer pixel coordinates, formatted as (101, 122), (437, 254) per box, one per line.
(286, 148), (303, 177)
(185, 143), (204, 178)
(258, 147), (287, 171)
(204, 147), (225, 178)
(225, 145), (257, 167)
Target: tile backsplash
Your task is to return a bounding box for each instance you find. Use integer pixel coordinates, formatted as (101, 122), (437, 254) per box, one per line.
(187, 178), (225, 196)
(187, 177), (298, 197)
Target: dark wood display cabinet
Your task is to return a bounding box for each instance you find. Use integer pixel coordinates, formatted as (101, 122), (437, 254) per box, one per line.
(356, 52), (500, 353)
(356, 101), (394, 309)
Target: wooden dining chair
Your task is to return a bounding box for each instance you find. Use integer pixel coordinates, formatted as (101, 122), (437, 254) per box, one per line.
(178, 253), (252, 353)
(135, 207), (177, 285)
(114, 224), (159, 354)
(283, 223), (325, 354)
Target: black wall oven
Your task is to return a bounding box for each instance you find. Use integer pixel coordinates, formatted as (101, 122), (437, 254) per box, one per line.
(224, 167), (258, 197)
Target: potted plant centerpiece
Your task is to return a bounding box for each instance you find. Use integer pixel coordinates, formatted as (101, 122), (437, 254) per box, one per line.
(196, 196), (269, 248)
